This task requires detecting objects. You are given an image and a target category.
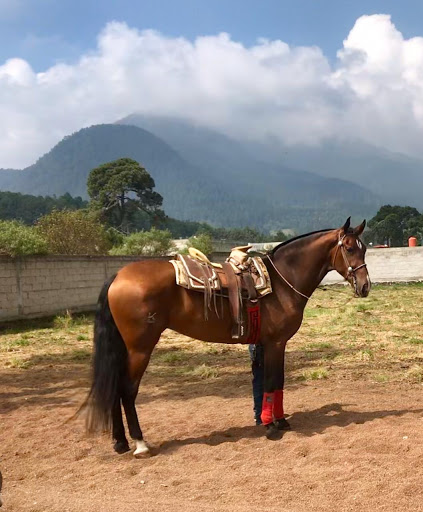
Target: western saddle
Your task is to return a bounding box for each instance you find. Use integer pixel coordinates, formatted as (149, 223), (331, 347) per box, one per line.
(170, 246), (272, 342)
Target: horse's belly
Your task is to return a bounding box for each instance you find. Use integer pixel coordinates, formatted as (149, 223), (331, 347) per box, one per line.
(168, 316), (236, 344)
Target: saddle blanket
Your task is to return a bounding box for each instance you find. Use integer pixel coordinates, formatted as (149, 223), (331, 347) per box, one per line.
(169, 254), (272, 298)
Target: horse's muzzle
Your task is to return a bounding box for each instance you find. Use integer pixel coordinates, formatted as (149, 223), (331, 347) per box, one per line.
(349, 270), (371, 298)
(360, 281), (370, 298)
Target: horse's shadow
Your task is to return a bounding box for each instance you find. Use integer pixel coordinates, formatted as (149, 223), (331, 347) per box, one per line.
(157, 402), (423, 454)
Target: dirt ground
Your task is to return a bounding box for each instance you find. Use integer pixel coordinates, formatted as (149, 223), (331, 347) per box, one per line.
(1, 332), (423, 512)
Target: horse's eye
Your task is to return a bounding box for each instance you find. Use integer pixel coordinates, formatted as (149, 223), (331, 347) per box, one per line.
(346, 247), (354, 253)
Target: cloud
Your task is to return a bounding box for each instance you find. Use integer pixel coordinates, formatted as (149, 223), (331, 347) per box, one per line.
(2, 15), (423, 168)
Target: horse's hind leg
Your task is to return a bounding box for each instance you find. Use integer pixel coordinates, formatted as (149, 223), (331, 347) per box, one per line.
(122, 381), (148, 457)
(112, 396), (130, 454)
(122, 345), (157, 457)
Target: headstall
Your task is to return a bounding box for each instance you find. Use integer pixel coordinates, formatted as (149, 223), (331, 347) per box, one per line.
(333, 234), (367, 295)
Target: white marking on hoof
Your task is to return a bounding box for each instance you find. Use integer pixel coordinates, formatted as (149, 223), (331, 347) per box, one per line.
(133, 440), (150, 458)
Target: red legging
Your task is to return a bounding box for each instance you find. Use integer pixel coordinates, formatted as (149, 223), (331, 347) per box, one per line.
(260, 389), (284, 425)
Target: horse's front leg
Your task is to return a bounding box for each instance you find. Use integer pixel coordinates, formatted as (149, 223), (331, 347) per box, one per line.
(262, 340), (291, 440)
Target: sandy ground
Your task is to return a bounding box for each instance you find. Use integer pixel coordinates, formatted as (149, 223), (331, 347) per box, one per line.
(1, 343), (423, 512)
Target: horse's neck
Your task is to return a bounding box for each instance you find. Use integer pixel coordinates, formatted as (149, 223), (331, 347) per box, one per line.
(271, 234), (335, 301)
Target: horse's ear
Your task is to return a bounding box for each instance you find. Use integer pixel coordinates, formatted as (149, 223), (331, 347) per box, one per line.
(341, 217), (351, 233)
(353, 219), (366, 236)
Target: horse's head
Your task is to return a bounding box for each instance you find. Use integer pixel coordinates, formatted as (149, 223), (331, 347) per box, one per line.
(332, 217), (370, 297)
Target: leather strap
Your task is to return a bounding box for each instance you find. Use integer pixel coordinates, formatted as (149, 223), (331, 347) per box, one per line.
(222, 262), (243, 338)
(241, 272), (258, 301)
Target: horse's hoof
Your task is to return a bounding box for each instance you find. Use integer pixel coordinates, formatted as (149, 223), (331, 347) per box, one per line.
(274, 418), (291, 431)
(133, 440), (151, 458)
(265, 424), (283, 441)
(114, 440), (130, 454)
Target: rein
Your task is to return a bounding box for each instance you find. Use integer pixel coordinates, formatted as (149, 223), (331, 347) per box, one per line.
(267, 256), (311, 300)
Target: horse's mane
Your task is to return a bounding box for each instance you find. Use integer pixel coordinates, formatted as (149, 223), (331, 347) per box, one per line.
(270, 228), (335, 255)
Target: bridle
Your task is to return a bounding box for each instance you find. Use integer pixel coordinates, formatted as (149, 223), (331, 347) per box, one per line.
(332, 233), (367, 295)
(267, 232), (367, 300)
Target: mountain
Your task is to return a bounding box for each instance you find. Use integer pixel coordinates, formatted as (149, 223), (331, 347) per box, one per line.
(116, 115), (379, 228)
(0, 122), (379, 231)
(119, 115), (423, 210)
(245, 138), (423, 209)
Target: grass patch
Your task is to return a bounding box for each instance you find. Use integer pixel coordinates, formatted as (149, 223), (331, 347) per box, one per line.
(405, 365), (423, 383)
(357, 349), (374, 361)
(6, 357), (32, 369)
(409, 338), (423, 345)
(300, 368), (329, 381)
(53, 311), (75, 329)
(305, 342), (333, 351)
(356, 303), (371, 313)
(6, 338), (31, 348)
(68, 348), (91, 361)
(155, 350), (189, 364)
(373, 374), (390, 383)
(190, 364), (220, 379)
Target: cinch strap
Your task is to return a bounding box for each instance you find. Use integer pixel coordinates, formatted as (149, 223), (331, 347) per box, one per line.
(246, 304), (261, 344)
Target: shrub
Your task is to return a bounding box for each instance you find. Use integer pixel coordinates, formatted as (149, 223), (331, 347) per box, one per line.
(105, 227), (125, 248)
(0, 220), (48, 256)
(36, 209), (111, 255)
(110, 228), (175, 256)
(185, 233), (214, 255)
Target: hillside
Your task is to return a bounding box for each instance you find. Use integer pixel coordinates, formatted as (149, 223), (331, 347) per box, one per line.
(0, 123), (378, 231)
(244, 138), (423, 210)
(120, 114), (423, 209)
(117, 116), (379, 228)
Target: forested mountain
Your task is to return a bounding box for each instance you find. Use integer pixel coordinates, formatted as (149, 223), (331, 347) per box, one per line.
(120, 115), (423, 211)
(250, 139), (423, 210)
(0, 123), (378, 231)
(116, 118), (378, 229)
(0, 191), (87, 224)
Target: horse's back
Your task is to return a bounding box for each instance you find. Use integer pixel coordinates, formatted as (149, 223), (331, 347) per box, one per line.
(115, 258), (176, 290)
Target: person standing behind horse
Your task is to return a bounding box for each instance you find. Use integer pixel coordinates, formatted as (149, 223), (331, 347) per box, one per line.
(249, 343), (264, 425)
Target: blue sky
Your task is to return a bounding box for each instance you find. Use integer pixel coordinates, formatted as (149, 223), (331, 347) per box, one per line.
(2, 1), (423, 168)
(2, 0), (423, 71)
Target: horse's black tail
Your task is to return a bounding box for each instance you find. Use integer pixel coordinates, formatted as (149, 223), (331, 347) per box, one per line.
(83, 274), (128, 433)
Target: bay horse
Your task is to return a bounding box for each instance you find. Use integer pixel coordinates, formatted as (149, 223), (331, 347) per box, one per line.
(83, 218), (370, 456)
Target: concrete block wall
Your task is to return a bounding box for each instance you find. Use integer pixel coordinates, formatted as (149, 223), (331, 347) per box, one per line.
(0, 256), (158, 322)
(323, 246), (423, 284)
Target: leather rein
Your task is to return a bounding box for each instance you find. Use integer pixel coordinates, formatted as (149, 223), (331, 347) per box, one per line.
(268, 233), (367, 300)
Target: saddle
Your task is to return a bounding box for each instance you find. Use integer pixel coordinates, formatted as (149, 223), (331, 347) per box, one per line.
(170, 246), (272, 342)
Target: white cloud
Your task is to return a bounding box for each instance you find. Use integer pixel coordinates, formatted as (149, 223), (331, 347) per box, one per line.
(2, 15), (423, 168)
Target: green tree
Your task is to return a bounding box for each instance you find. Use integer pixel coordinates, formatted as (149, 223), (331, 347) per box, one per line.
(87, 158), (164, 233)
(0, 220), (48, 257)
(36, 210), (111, 255)
(366, 205), (423, 246)
(0, 191), (87, 225)
(270, 230), (289, 243)
(110, 228), (175, 256)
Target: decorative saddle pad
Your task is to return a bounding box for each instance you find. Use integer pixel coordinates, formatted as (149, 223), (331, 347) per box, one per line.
(169, 254), (272, 298)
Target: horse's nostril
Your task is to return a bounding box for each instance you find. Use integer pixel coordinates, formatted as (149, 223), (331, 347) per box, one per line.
(361, 283), (368, 296)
